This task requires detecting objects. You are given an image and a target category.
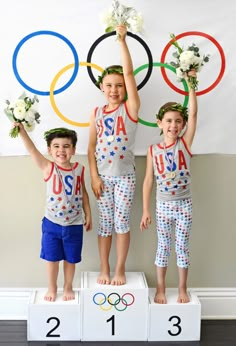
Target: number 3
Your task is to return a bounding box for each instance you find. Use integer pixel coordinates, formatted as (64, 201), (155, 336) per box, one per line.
(168, 315), (182, 336)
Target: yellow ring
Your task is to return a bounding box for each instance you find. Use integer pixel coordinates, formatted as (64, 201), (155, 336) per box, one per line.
(50, 62), (104, 127)
(99, 297), (113, 311)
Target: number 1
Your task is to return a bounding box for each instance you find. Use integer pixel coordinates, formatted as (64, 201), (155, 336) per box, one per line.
(106, 315), (115, 335)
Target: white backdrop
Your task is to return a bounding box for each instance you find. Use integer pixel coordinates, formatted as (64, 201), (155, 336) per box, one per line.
(0, 0), (234, 155)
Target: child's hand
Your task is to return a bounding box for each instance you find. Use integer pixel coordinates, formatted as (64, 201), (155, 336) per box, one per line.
(187, 69), (197, 78)
(140, 213), (152, 231)
(91, 176), (104, 200)
(84, 214), (92, 231)
(116, 24), (127, 41)
(13, 121), (24, 132)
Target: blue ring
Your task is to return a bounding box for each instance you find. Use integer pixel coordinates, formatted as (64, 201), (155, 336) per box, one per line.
(93, 292), (106, 306)
(12, 30), (79, 96)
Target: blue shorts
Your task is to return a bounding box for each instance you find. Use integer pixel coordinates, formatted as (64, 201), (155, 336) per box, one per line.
(40, 217), (83, 263)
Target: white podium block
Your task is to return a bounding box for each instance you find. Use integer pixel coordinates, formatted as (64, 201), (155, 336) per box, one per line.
(148, 288), (201, 341)
(27, 289), (81, 341)
(81, 271), (148, 341)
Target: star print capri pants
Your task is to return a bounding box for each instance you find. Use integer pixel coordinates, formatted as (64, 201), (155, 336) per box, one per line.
(155, 198), (192, 268)
(97, 173), (136, 236)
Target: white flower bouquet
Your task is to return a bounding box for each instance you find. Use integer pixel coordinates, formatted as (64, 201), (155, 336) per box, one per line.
(169, 33), (210, 90)
(4, 92), (40, 138)
(102, 0), (144, 36)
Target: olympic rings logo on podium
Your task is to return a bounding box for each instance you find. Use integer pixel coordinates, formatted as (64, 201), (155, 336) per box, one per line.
(12, 30), (226, 128)
(93, 292), (135, 312)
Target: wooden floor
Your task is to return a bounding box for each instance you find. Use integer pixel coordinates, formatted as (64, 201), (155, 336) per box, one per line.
(0, 320), (236, 345)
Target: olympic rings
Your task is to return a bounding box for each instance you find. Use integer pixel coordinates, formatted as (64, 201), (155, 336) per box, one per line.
(160, 31), (226, 96)
(11, 29), (226, 129)
(134, 62), (189, 127)
(49, 62), (103, 127)
(86, 31), (153, 90)
(92, 292), (135, 312)
(12, 30), (79, 96)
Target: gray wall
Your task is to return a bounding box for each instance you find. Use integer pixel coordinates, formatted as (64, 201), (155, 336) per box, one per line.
(1, 154), (235, 288)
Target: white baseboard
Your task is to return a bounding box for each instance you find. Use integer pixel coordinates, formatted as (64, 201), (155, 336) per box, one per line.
(0, 287), (236, 320)
(191, 288), (236, 320)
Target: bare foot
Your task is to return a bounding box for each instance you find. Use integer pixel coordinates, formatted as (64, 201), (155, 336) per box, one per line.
(154, 284), (167, 304)
(44, 289), (57, 302)
(97, 272), (110, 285)
(63, 287), (75, 301)
(111, 273), (126, 286)
(177, 288), (190, 303)
(154, 291), (167, 304)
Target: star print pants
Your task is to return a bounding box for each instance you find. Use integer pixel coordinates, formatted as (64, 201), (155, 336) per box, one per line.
(155, 198), (192, 268)
(97, 173), (136, 236)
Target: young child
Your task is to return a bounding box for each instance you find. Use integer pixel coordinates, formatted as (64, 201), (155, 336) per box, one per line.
(88, 24), (140, 286)
(140, 72), (197, 304)
(16, 124), (92, 301)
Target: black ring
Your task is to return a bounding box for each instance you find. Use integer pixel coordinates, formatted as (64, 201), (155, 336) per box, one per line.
(107, 292), (121, 306)
(86, 31), (153, 90)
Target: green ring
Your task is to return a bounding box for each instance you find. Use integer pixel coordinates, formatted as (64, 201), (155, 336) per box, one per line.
(133, 62), (189, 127)
(114, 298), (128, 312)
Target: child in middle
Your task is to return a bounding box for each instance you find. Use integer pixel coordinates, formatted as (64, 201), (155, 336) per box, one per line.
(88, 24), (140, 286)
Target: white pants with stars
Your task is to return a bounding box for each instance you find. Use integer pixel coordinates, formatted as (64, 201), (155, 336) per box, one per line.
(155, 198), (192, 268)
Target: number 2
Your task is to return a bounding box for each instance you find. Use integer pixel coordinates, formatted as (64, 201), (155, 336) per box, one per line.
(46, 317), (61, 337)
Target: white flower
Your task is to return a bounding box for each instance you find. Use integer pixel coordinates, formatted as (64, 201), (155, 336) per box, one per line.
(13, 105), (26, 120)
(192, 55), (203, 67)
(24, 109), (36, 123)
(179, 62), (191, 72)
(14, 99), (26, 108)
(126, 13), (144, 33)
(176, 67), (184, 80)
(102, 9), (117, 28)
(179, 50), (195, 65)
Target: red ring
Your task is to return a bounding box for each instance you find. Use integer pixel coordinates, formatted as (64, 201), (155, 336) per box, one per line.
(160, 31), (226, 96)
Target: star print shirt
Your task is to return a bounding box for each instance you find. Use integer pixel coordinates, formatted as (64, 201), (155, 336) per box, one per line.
(151, 137), (192, 201)
(94, 102), (138, 176)
(44, 162), (85, 225)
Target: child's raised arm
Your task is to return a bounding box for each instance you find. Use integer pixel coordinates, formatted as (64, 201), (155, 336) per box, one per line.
(116, 24), (140, 120)
(16, 122), (51, 177)
(183, 71), (198, 149)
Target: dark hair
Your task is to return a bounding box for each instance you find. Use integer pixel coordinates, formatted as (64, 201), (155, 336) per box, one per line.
(156, 102), (188, 122)
(96, 65), (124, 86)
(44, 128), (77, 147)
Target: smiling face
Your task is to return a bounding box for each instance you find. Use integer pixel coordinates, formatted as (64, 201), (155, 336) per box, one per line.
(157, 111), (185, 144)
(100, 73), (126, 108)
(48, 137), (75, 168)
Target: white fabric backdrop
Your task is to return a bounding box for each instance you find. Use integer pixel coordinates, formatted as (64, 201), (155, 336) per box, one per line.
(0, 0), (234, 155)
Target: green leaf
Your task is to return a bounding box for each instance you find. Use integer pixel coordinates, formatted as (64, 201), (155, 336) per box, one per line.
(105, 26), (114, 33)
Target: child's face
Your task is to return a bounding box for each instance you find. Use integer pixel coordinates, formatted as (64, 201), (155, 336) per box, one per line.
(157, 111), (185, 143)
(48, 137), (75, 167)
(100, 73), (126, 106)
